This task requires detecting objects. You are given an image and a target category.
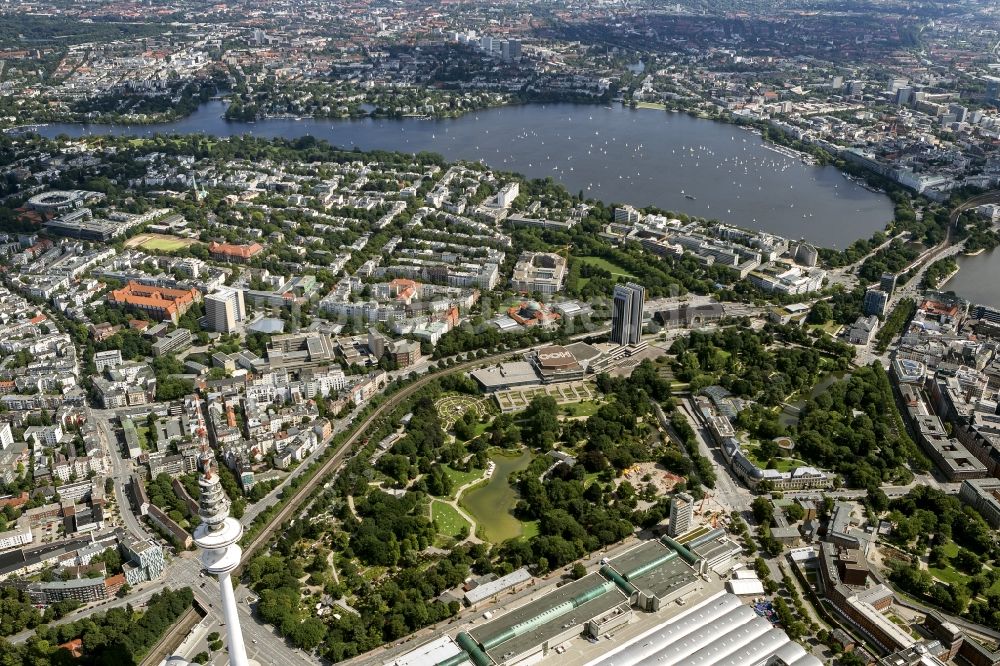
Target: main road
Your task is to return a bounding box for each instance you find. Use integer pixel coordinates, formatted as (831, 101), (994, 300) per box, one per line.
(91, 407), (156, 541)
(21, 328), (611, 663)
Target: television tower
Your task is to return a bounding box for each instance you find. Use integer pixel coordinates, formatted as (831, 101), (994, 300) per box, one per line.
(193, 421), (250, 666)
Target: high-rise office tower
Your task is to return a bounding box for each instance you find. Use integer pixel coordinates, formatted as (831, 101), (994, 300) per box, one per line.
(668, 492), (694, 538)
(611, 282), (645, 346)
(504, 39), (521, 61)
(206, 287), (246, 333)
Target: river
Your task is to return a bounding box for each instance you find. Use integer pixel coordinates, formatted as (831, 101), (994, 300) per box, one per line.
(38, 101), (893, 248)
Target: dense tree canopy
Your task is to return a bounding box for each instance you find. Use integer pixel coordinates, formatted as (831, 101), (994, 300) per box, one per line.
(795, 364), (924, 486)
(0, 587), (193, 665)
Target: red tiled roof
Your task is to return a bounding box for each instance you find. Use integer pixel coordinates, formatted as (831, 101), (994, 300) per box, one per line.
(209, 241), (263, 259)
(58, 639), (83, 658)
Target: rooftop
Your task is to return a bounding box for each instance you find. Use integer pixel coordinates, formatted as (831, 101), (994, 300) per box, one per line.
(585, 591), (822, 666)
(469, 573), (628, 664)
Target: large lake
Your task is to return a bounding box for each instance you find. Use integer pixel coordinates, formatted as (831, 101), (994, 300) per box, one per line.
(39, 101), (894, 248)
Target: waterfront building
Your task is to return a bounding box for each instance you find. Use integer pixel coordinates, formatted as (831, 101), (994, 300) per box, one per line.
(614, 205), (642, 225)
(495, 182), (519, 208)
(794, 242), (818, 267)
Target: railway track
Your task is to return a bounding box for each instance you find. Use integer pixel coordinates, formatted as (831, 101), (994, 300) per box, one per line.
(238, 350), (522, 563)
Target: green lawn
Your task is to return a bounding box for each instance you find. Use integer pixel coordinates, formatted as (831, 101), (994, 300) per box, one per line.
(808, 321), (843, 336)
(521, 520), (540, 540)
(926, 543), (1000, 595)
(136, 425), (151, 450)
(431, 500), (471, 538)
(635, 101), (667, 110)
(462, 421), (491, 441)
(561, 400), (603, 417)
(441, 465), (483, 496)
(928, 565), (969, 586)
(576, 255), (636, 278)
(744, 445), (809, 473)
(142, 237), (191, 251)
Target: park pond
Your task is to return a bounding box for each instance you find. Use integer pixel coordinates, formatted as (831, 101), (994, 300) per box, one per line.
(461, 449), (533, 543)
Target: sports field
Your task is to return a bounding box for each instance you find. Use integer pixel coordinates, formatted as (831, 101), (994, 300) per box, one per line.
(125, 233), (199, 252)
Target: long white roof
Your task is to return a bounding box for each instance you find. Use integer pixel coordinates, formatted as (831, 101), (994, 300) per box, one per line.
(589, 593), (742, 666)
(585, 592), (822, 666)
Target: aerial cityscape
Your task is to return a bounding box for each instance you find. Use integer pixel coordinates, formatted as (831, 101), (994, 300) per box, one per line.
(0, 0), (999, 665)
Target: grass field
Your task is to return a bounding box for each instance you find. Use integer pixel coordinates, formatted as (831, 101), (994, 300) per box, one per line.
(125, 233), (200, 253)
(521, 520), (540, 540)
(136, 425), (151, 451)
(808, 321), (843, 336)
(576, 255), (636, 278)
(928, 564), (969, 586)
(924, 542), (1000, 595)
(431, 500), (471, 538)
(744, 445), (810, 473)
(441, 465), (483, 496)
(467, 421), (491, 440)
(635, 101), (667, 110)
(561, 400), (603, 417)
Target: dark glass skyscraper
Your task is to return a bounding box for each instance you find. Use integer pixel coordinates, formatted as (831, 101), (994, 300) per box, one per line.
(611, 282), (645, 346)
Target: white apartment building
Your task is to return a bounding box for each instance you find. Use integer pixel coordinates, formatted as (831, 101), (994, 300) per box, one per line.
(206, 287), (247, 333)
